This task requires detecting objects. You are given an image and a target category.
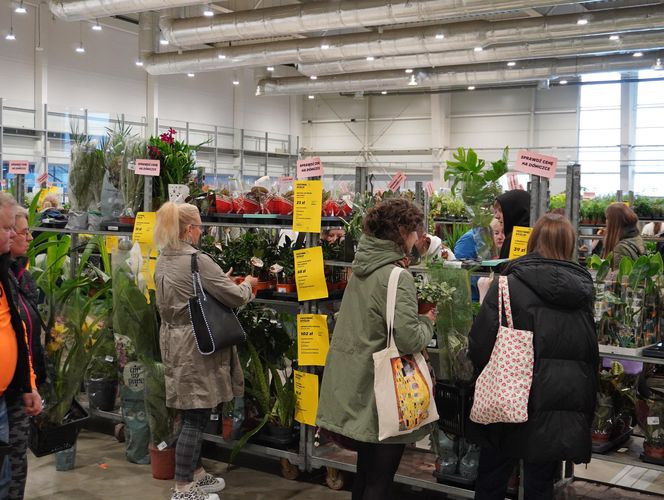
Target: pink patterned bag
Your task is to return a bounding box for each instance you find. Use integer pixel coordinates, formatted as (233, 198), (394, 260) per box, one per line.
(470, 275), (534, 425)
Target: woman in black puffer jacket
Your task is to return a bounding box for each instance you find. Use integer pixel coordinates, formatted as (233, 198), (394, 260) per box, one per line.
(468, 213), (598, 500)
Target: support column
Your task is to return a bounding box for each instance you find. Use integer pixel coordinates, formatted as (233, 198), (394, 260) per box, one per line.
(431, 94), (452, 190)
(620, 73), (637, 193)
(34, 2), (49, 181)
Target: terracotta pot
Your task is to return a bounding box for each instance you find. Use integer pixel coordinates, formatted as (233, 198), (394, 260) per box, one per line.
(254, 280), (275, 292)
(215, 195), (233, 214)
(644, 442), (664, 459)
(149, 445), (175, 480)
(418, 302), (437, 315)
(591, 431), (610, 443)
(222, 419), (233, 442)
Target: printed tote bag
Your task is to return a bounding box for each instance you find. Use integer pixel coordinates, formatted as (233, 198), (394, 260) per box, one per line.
(470, 275), (534, 425)
(373, 267), (439, 441)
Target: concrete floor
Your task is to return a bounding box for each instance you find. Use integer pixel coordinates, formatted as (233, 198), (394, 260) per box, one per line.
(25, 430), (664, 499)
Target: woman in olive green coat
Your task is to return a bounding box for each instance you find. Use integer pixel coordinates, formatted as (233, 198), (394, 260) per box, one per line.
(317, 198), (436, 500)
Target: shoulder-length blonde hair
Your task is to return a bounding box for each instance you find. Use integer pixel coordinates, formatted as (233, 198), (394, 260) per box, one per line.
(527, 213), (576, 261)
(154, 202), (200, 249)
(603, 202), (639, 259)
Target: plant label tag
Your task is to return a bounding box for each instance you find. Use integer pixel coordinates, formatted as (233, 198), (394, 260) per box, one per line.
(9, 160), (29, 175)
(387, 172), (406, 191)
(157, 441), (168, 451)
(168, 184), (190, 203)
(135, 159), (160, 176)
(508, 226), (533, 259)
(425, 181), (434, 197)
(105, 355), (114, 363)
(296, 157), (324, 178)
(37, 171), (48, 184)
(514, 150), (557, 179)
(648, 416), (660, 425)
(210, 413), (219, 421)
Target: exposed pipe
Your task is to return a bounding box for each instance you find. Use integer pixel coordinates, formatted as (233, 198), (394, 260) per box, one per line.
(160, 0), (607, 47)
(145, 4), (664, 75)
(138, 12), (154, 66)
(297, 30), (664, 76)
(256, 53), (663, 96)
(49, 0), (207, 22)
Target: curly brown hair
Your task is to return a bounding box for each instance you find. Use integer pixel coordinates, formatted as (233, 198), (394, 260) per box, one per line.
(363, 198), (424, 253)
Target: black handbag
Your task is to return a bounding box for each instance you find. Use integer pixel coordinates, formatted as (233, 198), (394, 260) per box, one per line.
(188, 253), (246, 355)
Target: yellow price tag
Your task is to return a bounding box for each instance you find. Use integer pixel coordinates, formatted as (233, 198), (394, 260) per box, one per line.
(297, 314), (329, 366)
(132, 212), (156, 247)
(294, 247), (329, 301)
(508, 226), (533, 259)
(105, 236), (119, 254)
(293, 180), (322, 233)
(294, 370), (318, 427)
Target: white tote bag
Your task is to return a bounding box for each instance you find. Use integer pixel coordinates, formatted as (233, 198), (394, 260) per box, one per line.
(373, 267), (439, 441)
(470, 275), (534, 425)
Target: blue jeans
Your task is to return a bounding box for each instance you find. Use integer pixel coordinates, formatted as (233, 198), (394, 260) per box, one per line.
(0, 395), (10, 498)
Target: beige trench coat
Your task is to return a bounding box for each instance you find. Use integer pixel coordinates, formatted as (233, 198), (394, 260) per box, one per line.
(154, 244), (253, 410)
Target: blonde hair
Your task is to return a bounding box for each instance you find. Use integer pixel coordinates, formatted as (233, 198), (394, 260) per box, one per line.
(42, 194), (59, 209)
(0, 192), (17, 210)
(154, 202), (201, 249)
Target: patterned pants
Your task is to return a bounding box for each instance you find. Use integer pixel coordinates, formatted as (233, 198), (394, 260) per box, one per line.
(175, 408), (211, 483)
(7, 396), (29, 500)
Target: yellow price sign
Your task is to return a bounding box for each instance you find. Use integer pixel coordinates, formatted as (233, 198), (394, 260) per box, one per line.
(294, 370), (319, 427)
(297, 314), (329, 366)
(105, 235), (120, 254)
(293, 180), (323, 233)
(294, 247), (329, 301)
(508, 226), (533, 259)
(132, 212), (156, 247)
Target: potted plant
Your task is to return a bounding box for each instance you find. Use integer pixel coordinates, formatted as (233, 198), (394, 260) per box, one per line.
(267, 366), (296, 441)
(144, 360), (177, 480)
(273, 236), (298, 293)
(67, 130), (106, 229)
(415, 275), (456, 315)
(637, 395), (664, 460)
(85, 327), (118, 412)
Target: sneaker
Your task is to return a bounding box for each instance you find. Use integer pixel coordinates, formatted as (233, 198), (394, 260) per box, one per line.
(171, 484), (220, 500)
(194, 472), (226, 494)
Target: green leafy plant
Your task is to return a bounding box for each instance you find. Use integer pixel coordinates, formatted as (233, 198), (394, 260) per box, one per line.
(440, 223), (471, 252)
(415, 275), (456, 305)
(104, 119), (146, 215)
(270, 367), (295, 429)
(549, 193), (566, 211)
(444, 147), (508, 209)
(69, 126), (106, 211)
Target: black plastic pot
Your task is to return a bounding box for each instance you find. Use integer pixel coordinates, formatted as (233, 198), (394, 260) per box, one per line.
(267, 423), (293, 440)
(29, 400), (89, 457)
(86, 378), (118, 412)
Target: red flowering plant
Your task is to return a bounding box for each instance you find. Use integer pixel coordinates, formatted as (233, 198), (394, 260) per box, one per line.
(147, 127), (207, 207)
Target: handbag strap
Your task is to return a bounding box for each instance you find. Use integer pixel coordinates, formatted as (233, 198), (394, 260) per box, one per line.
(190, 253), (206, 300)
(498, 275), (514, 329)
(385, 266), (404, 349)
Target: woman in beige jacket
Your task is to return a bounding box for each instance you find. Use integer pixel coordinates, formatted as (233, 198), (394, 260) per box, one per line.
(154, 202), (256, 500)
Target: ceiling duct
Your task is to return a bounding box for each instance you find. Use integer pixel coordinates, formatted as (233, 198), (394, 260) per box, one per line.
(49, 0), (206, 21)
(255, 53), (662, 95)
(160, 0), (607, 47)
(145, 4), (664, 75)
(297, 30), (664, 76)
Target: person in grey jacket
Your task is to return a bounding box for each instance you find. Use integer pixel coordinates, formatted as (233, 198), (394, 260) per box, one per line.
(154, 202), (257, 500)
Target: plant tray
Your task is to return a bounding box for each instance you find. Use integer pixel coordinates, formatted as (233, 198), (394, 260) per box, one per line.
(249, 429), (299, 449)
(435, 381), (473, 437)
(598, 344), (654, 357)
(29, 400), (89, 457)
(640, 453), (664, 466)
(592, 427), (632, 454)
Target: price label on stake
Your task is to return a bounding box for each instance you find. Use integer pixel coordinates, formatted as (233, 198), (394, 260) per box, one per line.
(508, 226), (533, 259)
(9, 160), (29, 175)
(387, 172), (407, 191)
(297, 314), (329, 366)
(293, 180), (323, 233)
(425, 181), (434, 197)
(135, 159), (161, 176)
(37, 171), (48, 184)
(294, 247), (329, 301)
(132, 212), (156, 246)
(294, 370), (319, 427)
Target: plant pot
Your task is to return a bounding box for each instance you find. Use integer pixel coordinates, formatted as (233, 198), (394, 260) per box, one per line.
(215, 195), (233, 214)
(591, 431), (611, 443)
(232, 196), (261, 214)
(29, 400), (89, 457)
(418, 302), (437, 315)
(644, 442), (664, 459)
(118, 215), (136, 225)
(149, 445), (176, 480)
(86, 378), (118, 412)
(254, 280), (276, 292)
(267, 423), (293, 440)
(265, 195), (294, 215)
(222, 418), (233, 442)
(276, 282), (296, 293)
(54, 443), (77, 471)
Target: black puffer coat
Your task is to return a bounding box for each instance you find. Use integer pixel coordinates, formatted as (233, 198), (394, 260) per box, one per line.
(468, 253), (599, 463)
(497, 190), (531, 260)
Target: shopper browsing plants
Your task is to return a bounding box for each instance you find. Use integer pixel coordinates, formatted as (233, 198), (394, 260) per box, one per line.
(603, 202), (646, 269)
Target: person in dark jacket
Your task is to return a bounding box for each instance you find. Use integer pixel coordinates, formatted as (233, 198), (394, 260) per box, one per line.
(602, 202), (645, 269)
(495, 190), (531, 259)
(468, 213), (598, 500)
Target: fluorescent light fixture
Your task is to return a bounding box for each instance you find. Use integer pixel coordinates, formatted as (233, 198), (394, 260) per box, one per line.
(435, 33), (444, 40)
(407, 74), (417, 86)
(381, 91), (388, 95)
(366, 56), (375, 61)
(15, 2), (26, 14)
(232, 80), (240, 85)
(577, 18), (588, 25)
(310, 75), (318, 80)
(187, 73), (195, 77)
(320, 43), (329, 50)
(467, 85), (476, 90)
(5, 30), (15, 41)
(405, 68), (413, 74)
(76, 44), (85, 53)
(559, 79), (568, 85)
(135, 60), (144, 67)
(92, 20), (102, 31)
(218, 53), (226, 59)
(473, 46), (483, 52)
(160, 37), (169, 46)
(203, 6), (214, 17)
(507, 61), (516, 67)
(633, 51), (643, 57)
(609, 35), (620, 41)
(267, 66), (274, 72)
(307, 95), (315, 100)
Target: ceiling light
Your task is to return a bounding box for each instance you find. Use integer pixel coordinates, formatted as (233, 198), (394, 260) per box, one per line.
(160, 37), (169, 46)
(15, 2), (26, 14)
(187, 73), (195, 78)
(310, 75), (318, 80)
(473, 46), (483, 52)
(92, 19), (102, 31)
(203, 5), (214, 17)
(76, 42), (85, 53)
(267, 66), (274, 72)
(381, 91), (388, 95)
(559, 79), (568, 85)
(232, 80), (240, 85)
(366, 56), (375, 61)
(467, 86), (476, 90)
(76, 21), (85, 54)
(408, 74), (417, 86)
(320, 43), (329, 50)
(5, 29), (15, 41)
(405, 68), (413, 74)
(507, 61), (516, 67)
(577, 19), (588, 25)
(135, 60), (144, 67)
(435, 33), (444, 40)
(218, 53), (226, 59)
(609, 35), (620, 41)
(653, 58), (663, 70)
(633, 51), (643, 57)
(307, 95), (315, 100)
